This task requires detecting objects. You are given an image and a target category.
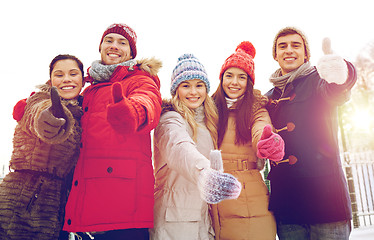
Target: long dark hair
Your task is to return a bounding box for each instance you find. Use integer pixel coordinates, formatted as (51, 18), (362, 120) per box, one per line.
(212, 76), (255, 148)
(49, 54), (84, 79)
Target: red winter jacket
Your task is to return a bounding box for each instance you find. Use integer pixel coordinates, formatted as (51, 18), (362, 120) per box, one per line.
(63, 58), (162, 232)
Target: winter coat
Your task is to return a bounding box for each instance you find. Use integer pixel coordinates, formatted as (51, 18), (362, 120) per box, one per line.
(265, 63), (357, 224)
(0, 84), (82, 240)
(210, 90), (276, 240)
(150, 100), (215, 240)
(63, 58), (162, 233)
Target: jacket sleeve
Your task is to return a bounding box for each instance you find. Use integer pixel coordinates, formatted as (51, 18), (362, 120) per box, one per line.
(20, 91), (75, 144)
(154, 111), (211, 184)
(107, 74), (162, 134)
(318, 61), (357, 106)
(251, 90), (272, 152)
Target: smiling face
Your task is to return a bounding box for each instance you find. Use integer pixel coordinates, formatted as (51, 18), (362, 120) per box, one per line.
(100, 33), (133, 65)
(222, 67), (248, 99)
(275, 33), (307, 75)
(50, 59), (83, 100)
(176, 79), (207, 109)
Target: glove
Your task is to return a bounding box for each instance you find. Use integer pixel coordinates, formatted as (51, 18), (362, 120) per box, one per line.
(112, 82), (124, 103)
(316, 37), (348, 85)
(37, 87), (66, 139)
(198, 167), (242, 204)
(257, 124), (285, 162)
(210, 150), (223, 172)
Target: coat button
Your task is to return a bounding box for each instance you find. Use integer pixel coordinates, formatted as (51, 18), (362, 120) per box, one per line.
(84, 106), (88, 112)
(74, 180), (78, 186)
(107, 167), (113, 173)
(67, 219), (71, 225)
(80, 142), (83, 148)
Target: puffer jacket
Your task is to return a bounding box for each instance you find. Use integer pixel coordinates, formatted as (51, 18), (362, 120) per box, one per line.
(63, 58), (162, 233)
(265, 63), (356, 224)
(210, 89), (276, 240)
(0, 84), (82, 240)
(150, 100), (215, 240)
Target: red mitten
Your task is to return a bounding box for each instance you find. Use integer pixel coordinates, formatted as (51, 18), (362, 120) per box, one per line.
(257, 124), (285, 161)
(112, 82), (124, 103)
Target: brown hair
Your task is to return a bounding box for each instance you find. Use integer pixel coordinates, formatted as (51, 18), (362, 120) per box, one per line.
(212, 76), (255, 147)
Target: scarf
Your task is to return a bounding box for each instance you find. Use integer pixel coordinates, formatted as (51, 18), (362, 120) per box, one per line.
(225, 97), (238, 109)
(88, 59), (137, 84)
(269, 62), (315, 94)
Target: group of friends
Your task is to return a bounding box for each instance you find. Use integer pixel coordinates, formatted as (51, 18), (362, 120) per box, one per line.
(0, 23), (357, 240)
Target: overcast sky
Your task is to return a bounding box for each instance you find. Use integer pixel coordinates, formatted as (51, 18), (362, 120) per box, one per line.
(0, 0), (373, 169)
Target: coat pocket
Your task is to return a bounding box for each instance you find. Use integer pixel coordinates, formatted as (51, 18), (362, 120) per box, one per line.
(80, 158), (137, 225)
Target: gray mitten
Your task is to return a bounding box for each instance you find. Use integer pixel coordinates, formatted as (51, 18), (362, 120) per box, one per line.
(198, 167), (242, 204)
(210, 150), (223, 172)
(37, 87), (66, 139)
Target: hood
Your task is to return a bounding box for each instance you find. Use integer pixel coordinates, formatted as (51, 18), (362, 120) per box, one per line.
(160, 99), (174, 115)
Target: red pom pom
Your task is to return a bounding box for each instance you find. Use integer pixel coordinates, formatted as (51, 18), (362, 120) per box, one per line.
(13, 99), (27, 121)
(236, 41), (256, 58)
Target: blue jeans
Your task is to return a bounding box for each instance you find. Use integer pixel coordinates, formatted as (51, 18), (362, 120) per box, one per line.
(277, 220), (351, 240)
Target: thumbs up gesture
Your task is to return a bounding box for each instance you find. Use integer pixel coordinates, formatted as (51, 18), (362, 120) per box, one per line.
(257, 124), (285, 162)
(316, 37), (348, 85)
(36, 87), (67, 140)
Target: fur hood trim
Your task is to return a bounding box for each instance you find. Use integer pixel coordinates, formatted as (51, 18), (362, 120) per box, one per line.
(161, 99), (174, 115)
(137, 57), (162, 76)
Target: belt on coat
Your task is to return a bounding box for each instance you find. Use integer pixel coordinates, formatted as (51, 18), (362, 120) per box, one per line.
(223, 160), (257, 172)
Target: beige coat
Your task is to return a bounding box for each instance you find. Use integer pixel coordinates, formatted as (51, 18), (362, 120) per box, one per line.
(150, 103), (215, 240)
(210, 90), (276, 240)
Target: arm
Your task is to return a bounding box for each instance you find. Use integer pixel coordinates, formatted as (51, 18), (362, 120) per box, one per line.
(22, 87), (75, 144)
(154, 111), (210, 184)
(155, 111), (242, 204)
(107, 76), (162, 133)
(317, 38), (357, 105)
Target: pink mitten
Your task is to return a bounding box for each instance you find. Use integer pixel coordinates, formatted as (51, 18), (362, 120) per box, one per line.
(257, 124), (285, 161)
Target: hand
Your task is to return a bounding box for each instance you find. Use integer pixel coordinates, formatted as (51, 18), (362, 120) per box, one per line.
(257, 124), (285, 162)
(210, 150), (223, 172)
(112, 82), (124, 103)
(198, 168), (242, 204)
(37, 87), (66, 139)
(316, 37), (348, 84)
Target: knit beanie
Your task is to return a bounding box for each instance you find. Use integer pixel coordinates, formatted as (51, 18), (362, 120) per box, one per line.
(272, 26), (310, 62)
(170, 54), (210, 96)
(99, 23), (137, 58)
(219, 41), (256, 84)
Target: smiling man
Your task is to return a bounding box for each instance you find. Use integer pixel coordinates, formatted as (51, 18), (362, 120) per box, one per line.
(63, 23), (162, 240)
(265, 27), (357, 240)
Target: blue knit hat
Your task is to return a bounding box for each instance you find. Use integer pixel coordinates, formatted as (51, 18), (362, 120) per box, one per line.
(170, 54), (210, 96)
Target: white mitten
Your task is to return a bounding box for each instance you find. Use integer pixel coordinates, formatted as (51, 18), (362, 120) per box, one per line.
(198, 168), (242, 204)
(316, 37), (348, 85)
(210, 150), (223, 172)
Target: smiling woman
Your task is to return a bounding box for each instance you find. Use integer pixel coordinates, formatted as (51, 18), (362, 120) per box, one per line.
(50, 58), (84, 100)
(0, 54), (84, 240)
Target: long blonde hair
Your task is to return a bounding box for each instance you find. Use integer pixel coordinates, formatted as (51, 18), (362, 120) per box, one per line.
(171, 92), (218, 149)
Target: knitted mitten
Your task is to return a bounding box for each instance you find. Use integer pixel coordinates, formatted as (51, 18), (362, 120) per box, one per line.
(316, 37), (348, 85)
(257, 124), (285, 161)
(198, 168), (242, 204)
